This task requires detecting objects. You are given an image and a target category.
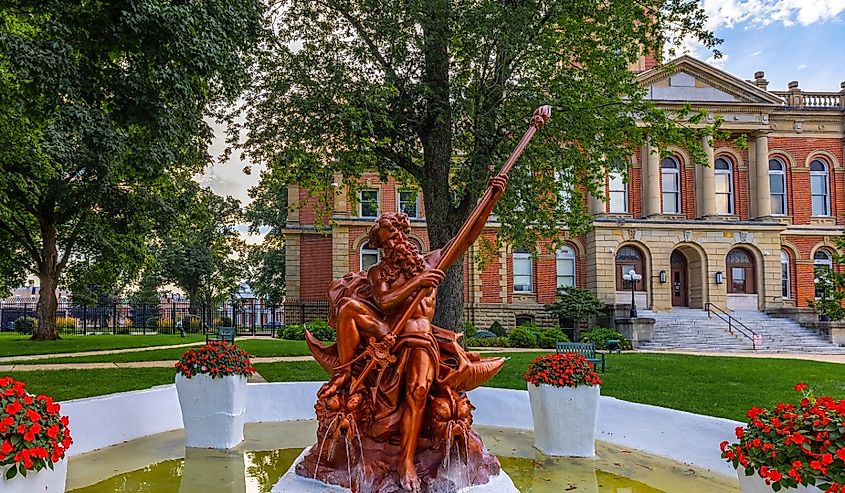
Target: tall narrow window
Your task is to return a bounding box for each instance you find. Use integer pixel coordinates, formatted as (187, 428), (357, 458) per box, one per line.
(810, 159), (830, 216)
(359, 189), (379, 218)
(769, 159), (787, 215)
(714, 157), (733, 215)
(608, 172), (628, 213)
(556, 246), (576, 289)
(814, 249), (833, 298)
(513, 248), (533, 293)
(556, 170), (573, 212)
(398, 190), (419, 218)
(360, 242), (380, 271)
(780, 250), (791, 299)
(661, 157), (681, 214)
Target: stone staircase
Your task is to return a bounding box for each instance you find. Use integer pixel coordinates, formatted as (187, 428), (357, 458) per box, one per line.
(638, 307), (845, 354)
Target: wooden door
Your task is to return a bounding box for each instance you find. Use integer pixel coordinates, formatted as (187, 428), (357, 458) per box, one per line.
(670, 251), (688, 307)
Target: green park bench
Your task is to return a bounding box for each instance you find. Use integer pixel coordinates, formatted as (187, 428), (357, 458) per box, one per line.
(556, 342), (605, 373)
(206, 326), (236, 344)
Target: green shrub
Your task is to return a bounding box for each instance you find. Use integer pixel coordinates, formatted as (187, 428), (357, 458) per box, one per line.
(462, 321), (477, 338)
(466, 336), (510, 348)
(488, 321), (506, 337)
(473, 329), (496, 338)
(213, 316), (233, 327)
(580, 327), (632, 350)
(13, 317), (37, 334)
(508, 325), (538, 348)
(537, 326), (569, 349)
(304, 320), (335, 341)
(56, 317), (77, 332)
(281, 324), (305, 340)
(181, 315), (202, 332)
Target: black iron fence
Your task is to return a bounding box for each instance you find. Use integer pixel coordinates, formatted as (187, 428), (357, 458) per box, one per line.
(0, 299), (330, 336)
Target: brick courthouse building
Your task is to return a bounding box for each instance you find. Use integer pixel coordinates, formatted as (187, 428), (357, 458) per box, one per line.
(284, 55), (845, 330)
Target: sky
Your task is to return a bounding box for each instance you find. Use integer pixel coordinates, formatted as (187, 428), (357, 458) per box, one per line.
(201, 0), (845, 218)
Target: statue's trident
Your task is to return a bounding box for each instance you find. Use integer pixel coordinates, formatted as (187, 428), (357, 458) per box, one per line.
(346, 105), (552, 394)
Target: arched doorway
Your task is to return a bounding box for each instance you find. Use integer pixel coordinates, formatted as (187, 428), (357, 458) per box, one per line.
(726, 247), (756, 294)
(615, 245), (648, 309)
(670, 251), (688, 307)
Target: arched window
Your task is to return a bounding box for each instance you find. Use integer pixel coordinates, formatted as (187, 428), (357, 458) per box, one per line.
(661, 157), (681, 214)
(714, 157), (733, 215)
(726, 248), (756, 294)
(810, 159), (830, 216)
(360, 242), (380, 271)
(615, 246), (645, 291)
(780, 250), (791, 299)
(513, 248), (533, 293)
(769, 158), (787, 215)
(556, 246), (576, 289)
(608, 171), (628, 213)
(814, 249), (833, 298)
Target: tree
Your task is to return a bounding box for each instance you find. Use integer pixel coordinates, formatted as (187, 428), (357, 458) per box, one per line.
(808, 239), (845, 322)
(235, 0), (723, 330)
(544, 286), (607, 338)
(0, 1), (264, 339)
(157, 185), (246, 313)
(244, 165), (288, 305)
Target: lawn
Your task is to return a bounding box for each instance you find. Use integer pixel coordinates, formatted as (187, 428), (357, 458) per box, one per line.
(24, 339), (310, 364)
(0, 333), (206, 358)
(4, 352), (844, 421)
(3, 368), (176, 401)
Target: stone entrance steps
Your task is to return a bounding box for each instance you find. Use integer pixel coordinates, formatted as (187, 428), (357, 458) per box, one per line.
(638, 308), (845, 354)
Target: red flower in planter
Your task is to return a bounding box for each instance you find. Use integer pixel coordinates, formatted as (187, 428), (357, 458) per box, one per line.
(523, 353), (602, 388)
(721, 385), (845, 492)
(0, 377), (72, 481)
(175, 341), (256, 379)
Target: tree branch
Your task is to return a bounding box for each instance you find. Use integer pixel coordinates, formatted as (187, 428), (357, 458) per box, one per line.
(58, 212), (87, 272)
(0, 217), (41, 266)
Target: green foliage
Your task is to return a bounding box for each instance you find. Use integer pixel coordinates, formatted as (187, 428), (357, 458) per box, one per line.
(280, 321), (336, 341)
(544, 287), (607, 327)
(473, 330), (496, 338)
(213, 316), (234, 327)
(461, 321), (477, 338)
(179, 315), (203, 332)
(488, 321), (507, 337)
(0, 0), (265, 339)
(465, 336), (511, 348)
(55, 317), (77, 331)
(580, 328), (632, 350)
(809, 264), (845, 321)
(508, 325), (538, 348)
(280, 324), (305, 340)
(13, 316), (37, 334)
(245, 164), (288, 305)
(537, 327), (569, 349)
(233, 0), (724, 330)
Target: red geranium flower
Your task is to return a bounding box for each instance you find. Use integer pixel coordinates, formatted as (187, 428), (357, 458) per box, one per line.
(523, 352), (602, 389)
(175, 341), (256, 379)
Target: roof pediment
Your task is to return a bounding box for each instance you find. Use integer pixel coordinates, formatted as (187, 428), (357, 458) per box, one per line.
(637, 55), (785, 106)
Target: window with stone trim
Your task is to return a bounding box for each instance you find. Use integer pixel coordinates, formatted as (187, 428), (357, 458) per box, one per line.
(781, 250), (791, 299)
(714, 157), (734, 215)
(661, 157), (681, 214)
(814, 249), (834, 298)
(398, 190), (419, 218)
(360, 242), (380, 271)
(513, 248), (533, 293)
(769, 158), (787, 215)
(359, 189), (379, 218)
(608, 171), (628, 213)
(810, 159), (830, 217)
(556, 246), (576, 289)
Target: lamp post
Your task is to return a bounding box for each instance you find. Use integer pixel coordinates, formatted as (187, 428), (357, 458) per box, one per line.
(622, 269), (642, 318)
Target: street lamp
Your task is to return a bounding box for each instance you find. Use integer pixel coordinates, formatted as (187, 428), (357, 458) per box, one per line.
(622, 269), (643, 318)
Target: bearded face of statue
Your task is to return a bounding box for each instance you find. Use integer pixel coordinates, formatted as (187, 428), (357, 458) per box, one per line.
(369, 212), (426, 284)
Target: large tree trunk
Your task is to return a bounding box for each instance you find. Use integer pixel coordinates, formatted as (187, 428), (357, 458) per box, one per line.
(33, 221), (60, 341)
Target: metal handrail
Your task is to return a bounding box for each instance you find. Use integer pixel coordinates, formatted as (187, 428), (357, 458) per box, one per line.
(705, 303), (759, 350)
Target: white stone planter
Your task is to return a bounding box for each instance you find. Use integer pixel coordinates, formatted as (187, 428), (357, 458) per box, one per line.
(736, 470), (824, 493)
(1, 459), (67, 493)
(527, 383), (599, 457)
(175, 373), (247, 449)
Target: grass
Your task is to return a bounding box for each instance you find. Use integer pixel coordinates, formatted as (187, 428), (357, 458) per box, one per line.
(483, 351), (845, 421)
(23, 339), (310, 364)
(0, 333), (206, 358)
(3, 368), (177, 401)
(4, 351), (843, 421)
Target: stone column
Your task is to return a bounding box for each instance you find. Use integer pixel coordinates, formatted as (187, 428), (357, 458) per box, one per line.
(645, 137), (661, 217)
(287, 184), (300, 225)
(754, 133), (772, 219)
(699, 135), (716, 218)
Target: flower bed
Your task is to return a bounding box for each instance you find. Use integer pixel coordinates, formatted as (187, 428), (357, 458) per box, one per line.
(175, 341), (256, 379)
(1, 376), (72, 488)
(525, 353), (602, 457)
(721, 383), (845, 492)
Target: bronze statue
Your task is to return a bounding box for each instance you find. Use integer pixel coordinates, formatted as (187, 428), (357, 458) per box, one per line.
(297, 106), (551, 492)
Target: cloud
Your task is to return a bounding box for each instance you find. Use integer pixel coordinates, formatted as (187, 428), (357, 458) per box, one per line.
(796, 63), (808, 70)
(701, 0), (845, 29)
(750, 50), (763, 57)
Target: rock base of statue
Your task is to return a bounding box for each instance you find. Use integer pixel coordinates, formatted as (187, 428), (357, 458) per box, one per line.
(274, 447), (518, 493)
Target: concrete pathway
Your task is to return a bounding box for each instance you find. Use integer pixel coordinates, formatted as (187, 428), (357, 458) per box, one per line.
(1, 348), (843, 372)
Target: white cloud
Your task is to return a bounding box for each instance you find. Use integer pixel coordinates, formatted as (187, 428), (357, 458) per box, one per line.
(701, 0), (845, 29)
(750, 50), (763, 57)
(796, 63), (808, 70)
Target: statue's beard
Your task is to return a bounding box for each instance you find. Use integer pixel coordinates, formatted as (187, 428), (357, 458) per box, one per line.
(381, 241), (426, 285)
